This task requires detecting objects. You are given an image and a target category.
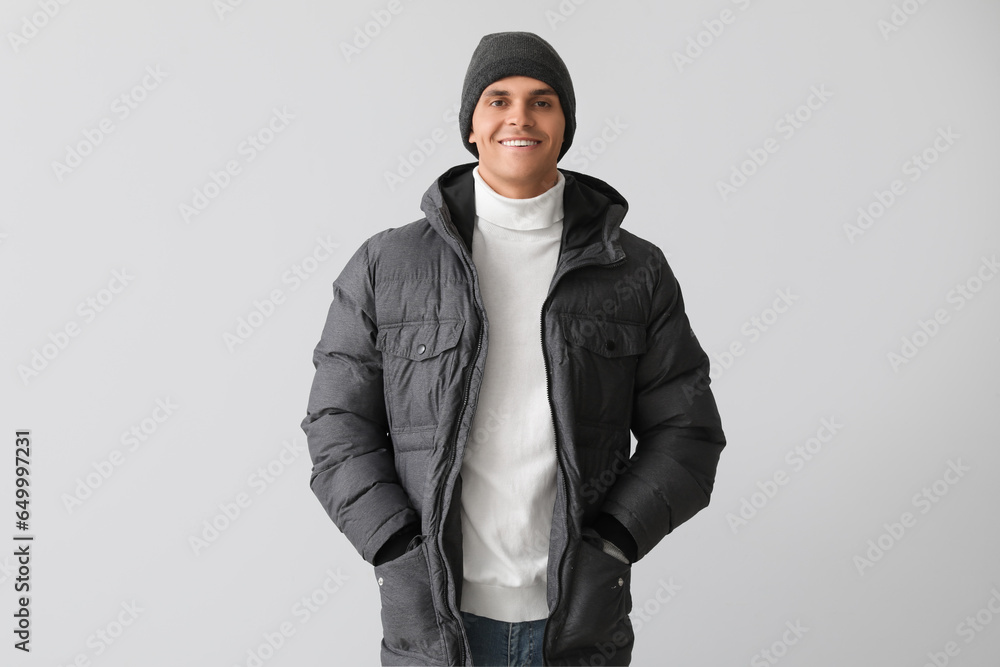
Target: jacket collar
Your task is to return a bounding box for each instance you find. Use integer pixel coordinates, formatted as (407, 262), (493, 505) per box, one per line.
(421, 162), (628, 273)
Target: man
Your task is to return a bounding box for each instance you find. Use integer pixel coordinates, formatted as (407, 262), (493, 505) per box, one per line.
(302, 31), (726, 666)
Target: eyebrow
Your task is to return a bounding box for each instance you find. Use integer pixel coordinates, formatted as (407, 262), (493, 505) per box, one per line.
(481, 87), (557, 98)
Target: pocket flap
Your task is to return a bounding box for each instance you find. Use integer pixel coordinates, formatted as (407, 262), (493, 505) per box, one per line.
(560, 314), (647, 358)
(376, 319), (464, 361)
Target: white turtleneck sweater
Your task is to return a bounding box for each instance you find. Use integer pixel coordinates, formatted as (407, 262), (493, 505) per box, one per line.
(459, 166), (566, 623)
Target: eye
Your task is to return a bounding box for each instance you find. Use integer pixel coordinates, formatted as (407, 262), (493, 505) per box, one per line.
(485, 99), (553, 108)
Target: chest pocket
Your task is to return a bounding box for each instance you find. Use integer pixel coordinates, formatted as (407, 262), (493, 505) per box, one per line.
(376, 319), (465, 432)
(560, 313), (647, 428)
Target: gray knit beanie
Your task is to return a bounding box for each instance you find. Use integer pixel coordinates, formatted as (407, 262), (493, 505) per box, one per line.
(460, 31), (576, 161)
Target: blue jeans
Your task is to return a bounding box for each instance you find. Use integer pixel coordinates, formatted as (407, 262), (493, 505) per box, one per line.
(460, 611), (547, 666)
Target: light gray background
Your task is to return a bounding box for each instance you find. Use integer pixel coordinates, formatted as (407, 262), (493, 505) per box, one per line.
(3, 1), (999, 665)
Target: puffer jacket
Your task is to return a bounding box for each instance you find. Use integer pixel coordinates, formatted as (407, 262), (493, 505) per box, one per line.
(302, 161), (726, 665)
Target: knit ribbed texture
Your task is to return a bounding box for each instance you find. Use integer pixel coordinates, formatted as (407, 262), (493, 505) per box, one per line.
(459, 166), (564, 622)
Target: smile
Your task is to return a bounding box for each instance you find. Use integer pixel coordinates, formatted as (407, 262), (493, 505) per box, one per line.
(499, 139), (541, 147)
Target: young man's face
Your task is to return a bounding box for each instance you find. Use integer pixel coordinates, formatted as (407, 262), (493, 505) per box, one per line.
(468, 75), (565, 199)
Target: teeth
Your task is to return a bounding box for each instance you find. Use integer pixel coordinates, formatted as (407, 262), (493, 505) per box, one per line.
(501, 139), (539, 146)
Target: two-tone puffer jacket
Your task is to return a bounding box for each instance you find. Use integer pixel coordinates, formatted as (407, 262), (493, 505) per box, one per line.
(302, 161), (726, 665)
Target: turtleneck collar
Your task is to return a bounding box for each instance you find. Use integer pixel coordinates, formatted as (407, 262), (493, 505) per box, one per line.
(472, 166), (565, 231)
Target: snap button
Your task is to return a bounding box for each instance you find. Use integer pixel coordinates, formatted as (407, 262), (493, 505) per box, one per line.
(416, 343), (426, 355)
(378, 577), (384, 586)
(604, 340), (616, 352)
(618, 577), (624, 587)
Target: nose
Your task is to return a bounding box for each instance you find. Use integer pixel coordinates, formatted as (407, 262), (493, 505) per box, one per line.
(506, 100), (534, 127)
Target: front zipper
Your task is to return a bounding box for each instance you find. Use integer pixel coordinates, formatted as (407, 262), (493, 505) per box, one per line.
(438, 214), (483, 666)
(540, 254), (624, 662)
(440, 201), (627, 664)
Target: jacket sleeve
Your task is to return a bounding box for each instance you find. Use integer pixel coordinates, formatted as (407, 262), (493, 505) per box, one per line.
(301, 237), (419, 564)
(602, 246), (726, 562)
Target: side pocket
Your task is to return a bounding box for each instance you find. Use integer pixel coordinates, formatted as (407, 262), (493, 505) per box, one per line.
(558, 528), (634, 659)
(373, 536), (446, 662)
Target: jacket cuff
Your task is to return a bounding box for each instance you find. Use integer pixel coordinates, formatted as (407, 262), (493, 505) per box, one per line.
(592, 513), (638, 564)
(362, 506), (420, 564)
(372, 522), (421, 566)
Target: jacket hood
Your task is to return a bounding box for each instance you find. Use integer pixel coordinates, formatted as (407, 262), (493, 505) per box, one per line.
(420, 162), (629, 266)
